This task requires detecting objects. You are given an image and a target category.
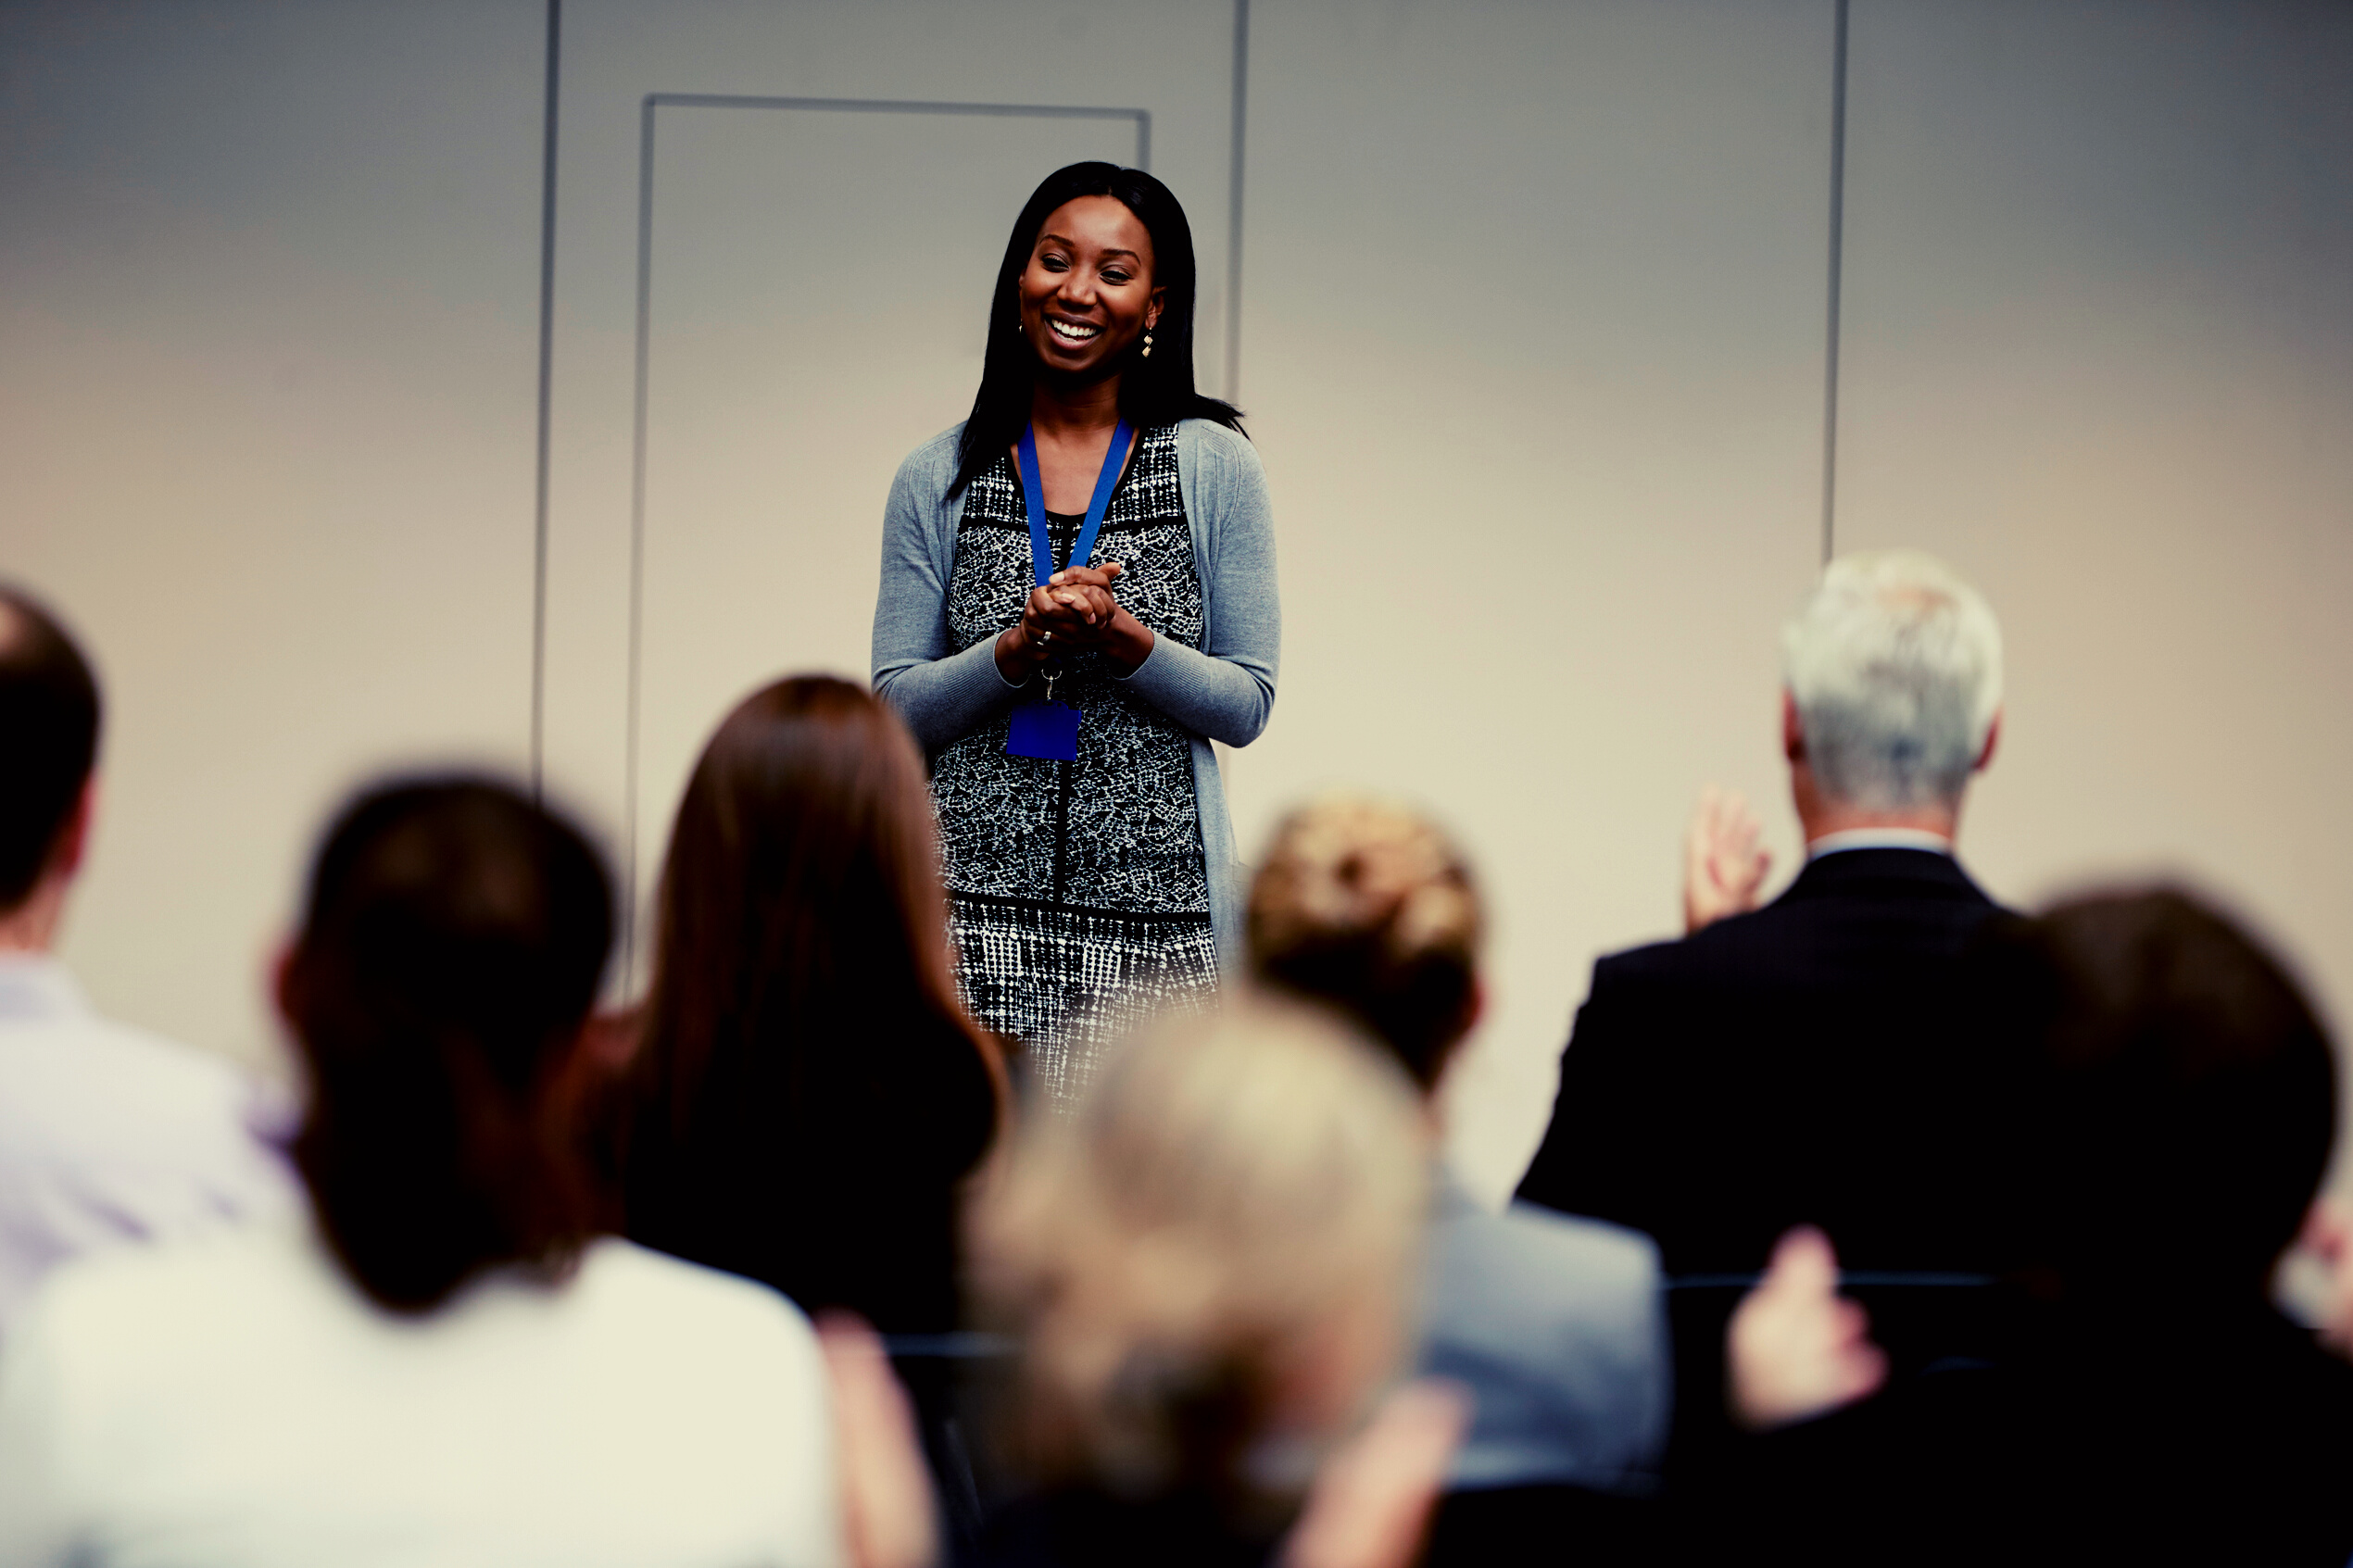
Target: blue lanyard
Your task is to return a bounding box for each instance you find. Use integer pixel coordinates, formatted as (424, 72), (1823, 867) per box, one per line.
(1016, 419), (1133, 588)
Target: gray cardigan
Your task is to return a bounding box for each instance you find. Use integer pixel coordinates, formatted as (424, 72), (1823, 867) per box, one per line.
(871, 419), (1279, 963)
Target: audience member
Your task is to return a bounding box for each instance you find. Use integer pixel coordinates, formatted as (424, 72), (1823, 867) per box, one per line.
(0, 779), (844, 1565)
(0, 585), (291, 1339)
(1516, 548), (2013, 1273)
(617, 675), (1003, 1336)
(1512, 549), (2029, 1510)
(1985, 889), (2353, 1562)
(1727, 889), (2353, 1565)
(1247, 794), (1669, 1523)
(969, 1000), (1466, 1568)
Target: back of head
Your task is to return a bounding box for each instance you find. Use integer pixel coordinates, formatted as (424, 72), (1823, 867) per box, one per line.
(633, 673), (984, 1137)
(1781, 550), (2003, 811)
(0, 587), (100, 909)
(1247, 795), (1482, 1088)
(1994, 888), (2336, 1298)
(974, 1001), (1428, 1520)
(284, 778), (613, 1313)
(623, 676), (998, 1325)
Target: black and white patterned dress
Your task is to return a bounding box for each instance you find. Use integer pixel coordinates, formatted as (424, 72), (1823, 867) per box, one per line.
(932, 424), (1219, 1107)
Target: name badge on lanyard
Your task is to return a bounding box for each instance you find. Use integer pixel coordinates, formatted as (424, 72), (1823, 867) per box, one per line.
(1006, 418), (1132, 762)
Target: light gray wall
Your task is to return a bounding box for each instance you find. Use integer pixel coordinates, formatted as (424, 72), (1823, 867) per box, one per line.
(4, 1), (2349, 1211)
(1834, 0), (2353, 1206)
(1233, 0), (1833, 1197)
(0, 0), (547, 1073)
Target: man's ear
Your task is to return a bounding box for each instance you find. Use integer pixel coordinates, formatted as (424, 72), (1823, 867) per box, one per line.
(576, 1010), (644, 1073)
(270, 939), (300, 1033)
(1781, 689), (1806, 763)
(49, 775), (97, 882)
(2303, 1197), (2349, 1258)
(1974, 709), (2003, 773)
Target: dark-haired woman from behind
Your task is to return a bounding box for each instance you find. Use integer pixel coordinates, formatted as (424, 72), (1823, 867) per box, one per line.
(873, 161), (1279, 1110)
(0, 779), (841, 1565)
(617, 675), (1003, 1336)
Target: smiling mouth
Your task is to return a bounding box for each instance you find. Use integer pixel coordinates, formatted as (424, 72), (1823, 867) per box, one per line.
(1047, 317), (1102, 345)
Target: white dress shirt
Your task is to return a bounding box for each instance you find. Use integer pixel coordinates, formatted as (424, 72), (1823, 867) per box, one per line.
(1805, 827), (1957, 860)
(0, 954), (295, 1337)
(0, 1223), (845, 1568)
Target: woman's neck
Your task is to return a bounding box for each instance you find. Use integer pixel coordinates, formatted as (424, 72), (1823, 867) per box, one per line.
(1029, 374), (1123, 440)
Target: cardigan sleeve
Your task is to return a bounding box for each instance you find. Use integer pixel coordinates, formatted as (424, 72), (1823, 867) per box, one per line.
(870, 433), (1027, 753)
(1114, 422), (1280, 746)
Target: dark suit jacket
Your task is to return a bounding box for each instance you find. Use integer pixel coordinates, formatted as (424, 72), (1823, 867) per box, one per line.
(1714, 1301), (2353, 1567)
(1516, 848), (2019, 1277)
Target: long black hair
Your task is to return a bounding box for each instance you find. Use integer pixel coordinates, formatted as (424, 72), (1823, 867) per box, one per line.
(950, 162), (1243, 498)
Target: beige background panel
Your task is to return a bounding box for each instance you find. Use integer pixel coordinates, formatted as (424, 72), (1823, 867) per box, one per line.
(1237, 0), (1836, 1200)
(1835, 0), (2353, 1185)
(0, 1), (545, 1070)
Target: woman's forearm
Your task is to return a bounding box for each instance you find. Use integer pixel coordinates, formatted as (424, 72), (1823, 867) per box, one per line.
(875, 636), (1026, 751)
(1101, 610), (1155, 675)
(1115, 636), (1276, 746)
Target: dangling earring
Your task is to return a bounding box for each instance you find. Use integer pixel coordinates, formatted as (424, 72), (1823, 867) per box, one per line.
(1141, 328), (1154, 358)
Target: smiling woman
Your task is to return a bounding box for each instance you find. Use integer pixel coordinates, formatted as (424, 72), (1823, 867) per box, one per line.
(872, 163), (1281, 1109)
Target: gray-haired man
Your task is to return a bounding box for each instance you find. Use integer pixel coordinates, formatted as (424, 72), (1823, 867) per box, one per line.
(1516, 549), (2014, 1273)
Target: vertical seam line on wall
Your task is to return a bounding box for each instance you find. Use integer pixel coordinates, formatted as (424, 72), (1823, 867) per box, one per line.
(1820, 0), (1849, 565)
(625, 95), (656, 985)
(619, 94), (1151, 983)
(531, 0), (561, 798)
(1226, 0), (1250, 404)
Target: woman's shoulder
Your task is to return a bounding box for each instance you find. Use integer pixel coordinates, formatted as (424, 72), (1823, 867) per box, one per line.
(1174, 416), (1257, 469)
(892, 421), (970, 495)
(573, 1240), (829, 1361)
(1173, 419), (1269, 524)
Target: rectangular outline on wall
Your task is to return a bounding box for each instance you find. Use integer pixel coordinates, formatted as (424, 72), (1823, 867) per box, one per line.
(622, 93), (1152, 976)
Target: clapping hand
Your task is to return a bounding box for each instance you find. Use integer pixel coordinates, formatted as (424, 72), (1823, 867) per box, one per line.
(1683, 785), (1771, 935)
(1281, 1380), (1469, 1568)
(816, 1312), (938, 1568)
(1727, 1226), (1888, 1431)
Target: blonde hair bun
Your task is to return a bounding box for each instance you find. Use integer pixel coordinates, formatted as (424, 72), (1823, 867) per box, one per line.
(1247, 795), (1482, 1086)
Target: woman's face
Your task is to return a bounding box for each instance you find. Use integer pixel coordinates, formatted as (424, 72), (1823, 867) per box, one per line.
(1016, 194), (1164, 382)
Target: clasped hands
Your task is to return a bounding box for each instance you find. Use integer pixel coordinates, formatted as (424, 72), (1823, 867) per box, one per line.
(995, 562), (1154, 683)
